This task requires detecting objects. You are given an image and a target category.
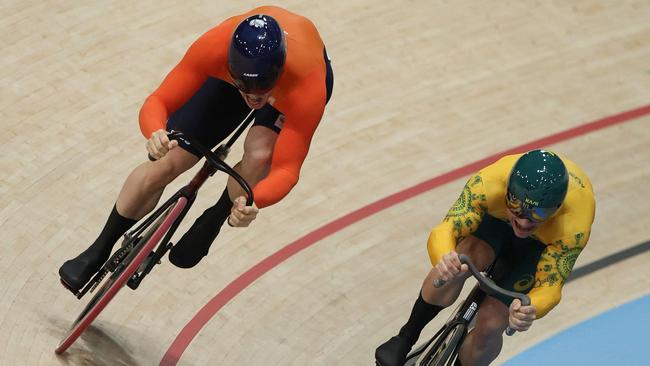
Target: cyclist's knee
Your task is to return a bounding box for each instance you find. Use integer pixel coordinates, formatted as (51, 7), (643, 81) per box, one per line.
(456, 235), (495, 269)
(143, 149), (197, 189)
(472, 320), (504, 349)
(472, 300), (509, 348)
(140, 162), (174, 190)
(242, 146), (273, 171)
(422, 268), (468, 307)
(241, 126), (276, 172)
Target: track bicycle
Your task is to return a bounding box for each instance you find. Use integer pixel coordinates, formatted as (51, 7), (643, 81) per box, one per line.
(55, 111), (255, 354)
(402, 254), (530, 366)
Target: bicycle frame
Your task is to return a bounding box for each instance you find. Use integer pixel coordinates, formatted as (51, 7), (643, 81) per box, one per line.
(56, 121), (256, 354)
(405, 280), (487, 366)
(55, 197), (188, 354)
(404, 255), (530, 366)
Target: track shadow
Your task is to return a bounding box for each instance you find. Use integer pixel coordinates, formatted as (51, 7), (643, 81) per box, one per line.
(48, 315), (141, 366)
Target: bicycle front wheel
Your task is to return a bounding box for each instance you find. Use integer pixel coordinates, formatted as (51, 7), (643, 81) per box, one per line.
(55, 197), (187, 354)
(419, 323), (466, 366)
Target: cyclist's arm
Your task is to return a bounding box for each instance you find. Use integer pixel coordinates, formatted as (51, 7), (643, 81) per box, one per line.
(138, 27), (229, 138)
(528, 231), (590, 318)
(427, 174), (488, 266)
(252, 71), (326, 208)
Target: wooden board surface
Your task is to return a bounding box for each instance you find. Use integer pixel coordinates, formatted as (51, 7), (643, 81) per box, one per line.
(1, 1), (649, 364)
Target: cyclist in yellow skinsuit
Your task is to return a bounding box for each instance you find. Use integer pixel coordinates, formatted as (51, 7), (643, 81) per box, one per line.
(376, 149), (596, 366)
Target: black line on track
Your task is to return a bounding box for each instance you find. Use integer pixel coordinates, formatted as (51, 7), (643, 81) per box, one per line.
(568, 240), (650, 283)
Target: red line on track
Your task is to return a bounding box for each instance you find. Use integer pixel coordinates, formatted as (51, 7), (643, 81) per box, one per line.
(160, 104), (650, 365)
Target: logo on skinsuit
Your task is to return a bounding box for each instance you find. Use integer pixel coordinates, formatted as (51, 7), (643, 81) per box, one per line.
(274, 114), (285, 129)
(513, 274), (535, 292)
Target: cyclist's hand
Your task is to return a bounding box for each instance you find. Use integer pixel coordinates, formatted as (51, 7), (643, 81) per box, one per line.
(228, 196), (259, 227)
(146, 129), (178, 160)
(509, 299), (536, 332)
(435, 251), (469, 283)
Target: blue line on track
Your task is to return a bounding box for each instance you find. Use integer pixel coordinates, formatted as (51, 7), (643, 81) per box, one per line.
(504, 294), (650, 365)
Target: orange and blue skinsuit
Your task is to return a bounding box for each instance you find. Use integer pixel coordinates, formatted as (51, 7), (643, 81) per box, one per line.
(138, 6), (329, 208)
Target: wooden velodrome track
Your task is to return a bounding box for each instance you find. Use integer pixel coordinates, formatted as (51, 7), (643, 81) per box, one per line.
(2, 1), (650, 365)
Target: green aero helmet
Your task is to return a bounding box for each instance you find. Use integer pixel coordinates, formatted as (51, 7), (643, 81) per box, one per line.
(506, 149), (569, 222)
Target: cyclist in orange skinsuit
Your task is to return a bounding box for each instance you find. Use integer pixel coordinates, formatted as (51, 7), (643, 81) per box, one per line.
(59, 6), (334, 291)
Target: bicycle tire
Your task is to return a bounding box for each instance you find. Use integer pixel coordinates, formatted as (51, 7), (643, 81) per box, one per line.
(55, 198), (187, 354)
(419, 323), (466, 366)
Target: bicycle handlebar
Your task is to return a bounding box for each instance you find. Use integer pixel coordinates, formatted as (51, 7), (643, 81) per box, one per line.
(148, 131), (254, 206)
(433, 254), (530, 336)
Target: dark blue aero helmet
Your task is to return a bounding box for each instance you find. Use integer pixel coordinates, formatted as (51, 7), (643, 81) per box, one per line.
(228, 14), (286, 94)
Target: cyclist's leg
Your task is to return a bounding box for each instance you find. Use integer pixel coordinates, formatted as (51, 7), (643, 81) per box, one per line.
(375, 285), (449, 366)
(169, 112), (279, 268)
(376, 236), (495, 366)
(421, 235), (495, 306)
(166, 78), (252, 268)
(116, 147), (199, 219)
(377, 214), (511, 365)
(61, 77), (245, 288)
(458, 229), (545, 365)
(457, 296), (509, 366)
(226, 124), (277, 199)
(93, 77), (243, 236)
(420, 214), (510, 311)
(59, 147), (198, 290)
(102, 75), (244, 230)
(119, 76), (251, 219)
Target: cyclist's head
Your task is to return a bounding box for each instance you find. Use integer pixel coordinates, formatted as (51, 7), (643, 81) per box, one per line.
(506, 149), (568, 224)
(228, 14), (286, 95)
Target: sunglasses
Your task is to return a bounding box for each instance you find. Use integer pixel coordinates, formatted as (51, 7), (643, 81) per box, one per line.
(505, 191), (558, 223)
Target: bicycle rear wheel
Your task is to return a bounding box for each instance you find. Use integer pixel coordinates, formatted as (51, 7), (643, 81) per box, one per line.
(55, 197), (187, 354)
(418, 323), (466, 366)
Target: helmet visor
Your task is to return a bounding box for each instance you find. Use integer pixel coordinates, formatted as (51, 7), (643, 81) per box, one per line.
(506, 191), (559, 223)
(228, 69), (278, 95)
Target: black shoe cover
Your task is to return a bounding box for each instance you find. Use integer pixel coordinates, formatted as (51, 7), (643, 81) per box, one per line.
(375, 336), (413, 366)
(168, 208), (227, 268)
(59, 249), (110, 291)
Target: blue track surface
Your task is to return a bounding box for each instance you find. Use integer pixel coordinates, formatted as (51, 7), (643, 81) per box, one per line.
(503, 294), (650, 365)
